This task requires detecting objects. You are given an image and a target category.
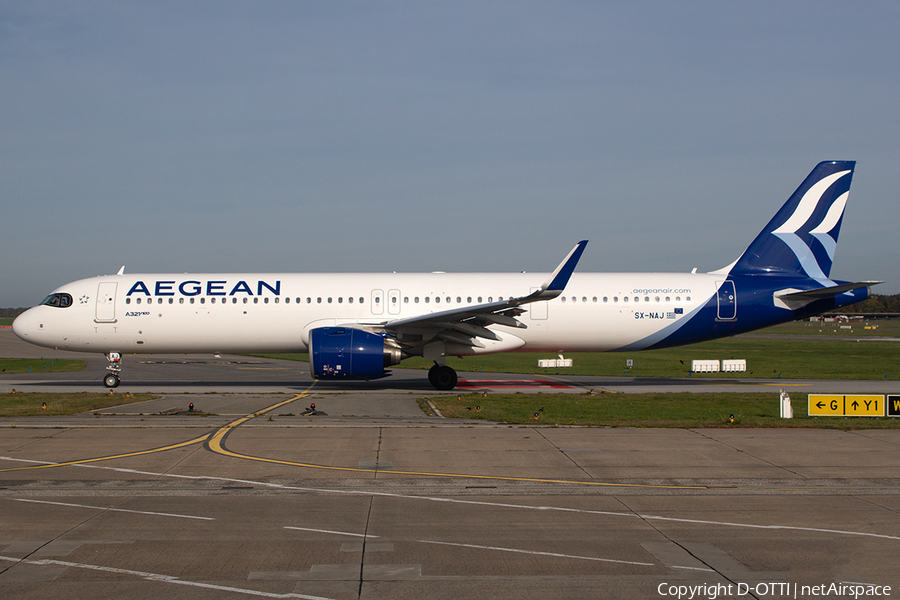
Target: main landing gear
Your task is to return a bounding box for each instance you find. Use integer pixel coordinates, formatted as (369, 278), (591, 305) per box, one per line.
(428, 363), (458, 391)
(104, 352), (122, 388)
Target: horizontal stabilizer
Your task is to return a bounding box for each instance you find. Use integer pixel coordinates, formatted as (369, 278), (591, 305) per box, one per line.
(773, 281), (882, 311)
(777, 281), (883, 300)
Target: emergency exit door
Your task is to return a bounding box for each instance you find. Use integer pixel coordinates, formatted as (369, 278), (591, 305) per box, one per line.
(95, 282), (118, 323)
(716, 280), (736, 321)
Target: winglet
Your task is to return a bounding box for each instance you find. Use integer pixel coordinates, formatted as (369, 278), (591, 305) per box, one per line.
(535, 240), (588, 299)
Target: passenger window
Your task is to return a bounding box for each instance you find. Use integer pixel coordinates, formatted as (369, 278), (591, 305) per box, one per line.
(265, 297), (269, 304)
(180, 298), (184, 304)
(467, 296), (472, 303)
(561, 297), (566, 303)
(317, 298), (322, 304)
(435, 297), (440, 303)
(254, 298), (259, 304)
(190, 298), (195, 304)
(338, 297), (343, 304)
(136, 298), (142, 305)
(201, 298), (206, 304)
(425, 297), (430, 303)
(126, 298), (131, 305)
(415, 297), (420, 303)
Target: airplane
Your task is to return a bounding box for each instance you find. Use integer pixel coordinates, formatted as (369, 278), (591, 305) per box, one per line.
(12, 161), (881, 391)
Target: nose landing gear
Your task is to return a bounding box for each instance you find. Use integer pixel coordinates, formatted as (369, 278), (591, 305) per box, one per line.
(104, 352), (121, 388)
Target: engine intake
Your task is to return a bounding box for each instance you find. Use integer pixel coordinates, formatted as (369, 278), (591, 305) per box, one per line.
(309, 327), (402, 380)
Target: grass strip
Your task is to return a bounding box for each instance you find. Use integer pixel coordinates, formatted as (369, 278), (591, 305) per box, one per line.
(424, 392), (900, 429)
(0, 392), (157, 417)
(0, 358), (86, 374)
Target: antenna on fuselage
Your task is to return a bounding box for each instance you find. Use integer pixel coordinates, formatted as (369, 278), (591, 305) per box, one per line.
(117, 266), (125, 275)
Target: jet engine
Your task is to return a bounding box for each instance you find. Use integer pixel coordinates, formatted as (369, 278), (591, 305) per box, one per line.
(308, 327), (402, 380)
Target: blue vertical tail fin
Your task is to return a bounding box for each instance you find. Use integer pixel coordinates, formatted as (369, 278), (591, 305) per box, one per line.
(728, 161), (855, 284)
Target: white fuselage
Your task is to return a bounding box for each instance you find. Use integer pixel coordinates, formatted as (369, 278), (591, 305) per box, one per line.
(13, 271), (715, 355)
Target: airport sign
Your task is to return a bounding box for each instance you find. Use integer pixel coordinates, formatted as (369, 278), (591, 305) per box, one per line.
(887, 395), (900, 417)
(808, 394), (885, 417)
(808, 395), (844, 416)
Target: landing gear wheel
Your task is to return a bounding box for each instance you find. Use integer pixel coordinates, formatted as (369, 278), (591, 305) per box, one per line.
(430, 365), (458, 391)
(103, 373), (120, 388)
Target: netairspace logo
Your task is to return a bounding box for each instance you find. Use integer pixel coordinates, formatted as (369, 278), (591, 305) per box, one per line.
(657, 582), (891, 599)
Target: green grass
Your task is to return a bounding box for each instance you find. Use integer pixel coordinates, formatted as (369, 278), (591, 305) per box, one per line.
(0, 392), (158, 417)
(0, 358), (87, 374)
(399, 337), (900, 380)
(425, 392), (900, 429)
(0, 318), (13, 327)
(749, 318), (900, 337)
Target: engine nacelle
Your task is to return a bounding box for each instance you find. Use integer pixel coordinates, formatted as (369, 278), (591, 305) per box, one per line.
(308, 327), (402, 380)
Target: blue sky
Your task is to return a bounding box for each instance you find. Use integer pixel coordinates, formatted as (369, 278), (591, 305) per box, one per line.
(2, 1), (898, 307)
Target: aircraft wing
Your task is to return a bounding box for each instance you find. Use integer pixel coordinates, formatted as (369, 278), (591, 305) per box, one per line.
(379, 240), (587, 351)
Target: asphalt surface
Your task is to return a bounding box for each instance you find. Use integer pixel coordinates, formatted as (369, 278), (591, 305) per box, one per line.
(2, 330), (900, 599)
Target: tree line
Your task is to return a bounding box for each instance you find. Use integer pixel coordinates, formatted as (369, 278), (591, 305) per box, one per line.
(835, 293), (900, 314)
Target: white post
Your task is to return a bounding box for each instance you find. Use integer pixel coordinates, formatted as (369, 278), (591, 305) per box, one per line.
(780, 389), (793, 419)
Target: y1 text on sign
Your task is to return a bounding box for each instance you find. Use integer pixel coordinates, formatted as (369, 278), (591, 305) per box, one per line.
(844, 395), (884, 417)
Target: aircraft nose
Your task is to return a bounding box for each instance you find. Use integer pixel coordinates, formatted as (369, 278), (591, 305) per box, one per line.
(12, 309), (35, 341)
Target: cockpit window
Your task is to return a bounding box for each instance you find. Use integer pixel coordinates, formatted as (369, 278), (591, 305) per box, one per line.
(40, 293), (73, 308)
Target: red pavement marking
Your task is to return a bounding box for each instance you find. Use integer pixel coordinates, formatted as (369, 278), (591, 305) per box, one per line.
(456, 379), (572, 389)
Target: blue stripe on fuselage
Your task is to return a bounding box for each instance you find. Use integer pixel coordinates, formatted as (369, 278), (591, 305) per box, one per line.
(619, 276), (869, 351)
